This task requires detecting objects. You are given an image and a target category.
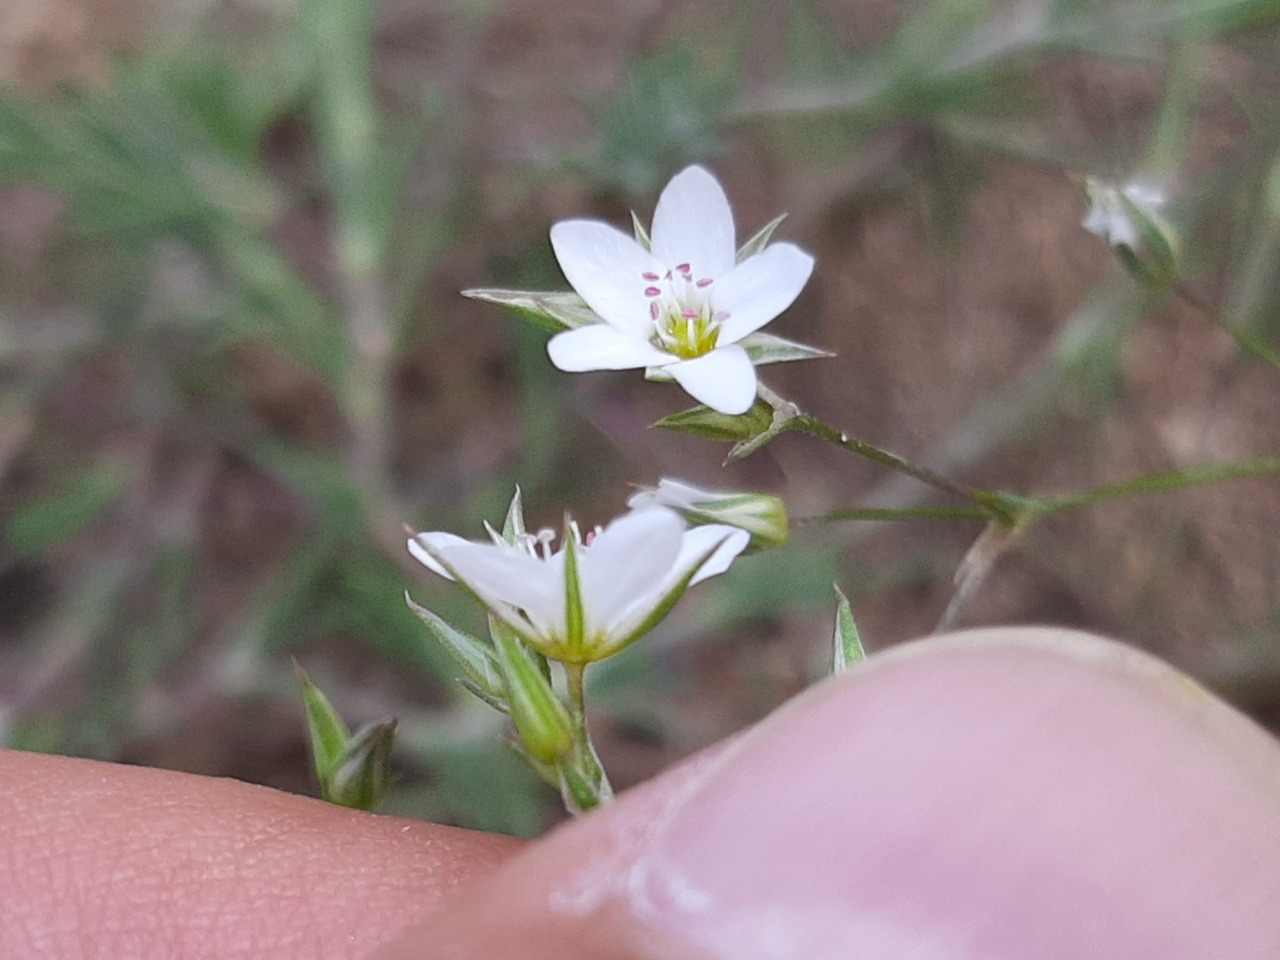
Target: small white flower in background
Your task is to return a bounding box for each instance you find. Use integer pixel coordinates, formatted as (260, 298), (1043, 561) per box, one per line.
(408, 505), (748, 663)
(1080, 177), (1166, 249)
(628, 478), (789, 550)
(547, 165), (815, 416)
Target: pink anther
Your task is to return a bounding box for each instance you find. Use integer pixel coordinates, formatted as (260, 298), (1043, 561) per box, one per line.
(650, 302), (660, 320)
(642, 272), (660, 281)
(644, 287), (661, 297)
(696, 278), (713, 288)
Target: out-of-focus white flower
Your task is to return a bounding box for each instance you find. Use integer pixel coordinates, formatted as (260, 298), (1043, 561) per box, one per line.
(628, 478), (789, 550)
(546, 165), (815, 415)
(408, 505), (747, 663)
(1081, 177), (1166, 249)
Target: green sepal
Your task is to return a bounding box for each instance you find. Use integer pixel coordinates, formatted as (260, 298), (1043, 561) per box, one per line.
(490, 618), (574, 764)
(462, 288), (600, 334)
(1117, 196), (1178, 290)
(653, 399), (774, 442)
(736, 213), (787, 263)
(632, 210), (652, 250)
(502, 486), (527, 542)
(326, 718), (397, 811)
(295, 662), (351, 785)
(404, 592), (505, 704)
(562, 520), (587, 658)
(740, 331), (835, 366)
(832, 584), (866, 672)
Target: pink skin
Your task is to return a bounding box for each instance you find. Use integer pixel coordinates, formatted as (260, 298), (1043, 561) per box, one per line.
(3, 628), (1280, 960)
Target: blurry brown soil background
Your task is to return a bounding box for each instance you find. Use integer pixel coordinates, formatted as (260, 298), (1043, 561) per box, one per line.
(0, 0), (1278, 833)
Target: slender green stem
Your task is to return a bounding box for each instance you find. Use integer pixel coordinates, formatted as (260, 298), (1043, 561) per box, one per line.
(795, 505), (991, 526)
(751, 383), (1018, 525)
(1026, 457), (1280, 518)
(561, 661), (612, 811)
(1173, 282), (1280, 372)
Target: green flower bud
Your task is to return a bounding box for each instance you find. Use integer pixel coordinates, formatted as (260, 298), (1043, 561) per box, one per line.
(296, 663), (397, 812)
(326, 719), (397, 812)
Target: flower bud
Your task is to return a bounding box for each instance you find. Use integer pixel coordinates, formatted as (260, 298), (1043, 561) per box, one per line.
(490, 618), (575, 764)
(1080, 176), (1178, 290)
(628, 478), (790, 551)
(296, 663), (397, 812)
(326, 719), (397, 812)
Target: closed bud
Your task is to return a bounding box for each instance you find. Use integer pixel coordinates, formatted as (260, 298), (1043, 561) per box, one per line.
(1080, 177), (1178, 290)
(326, 718), (397, 812)
(629, 478), (790, 551)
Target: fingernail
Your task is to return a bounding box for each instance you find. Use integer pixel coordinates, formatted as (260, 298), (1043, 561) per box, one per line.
(598, 628), (1280, 960)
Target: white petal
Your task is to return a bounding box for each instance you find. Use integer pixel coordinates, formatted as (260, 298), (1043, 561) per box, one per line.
(667, 345), (758, 415)
(550, 220), (663, 336)
(605, 522), (748, 643)
(650, 166), (736, 280)
(678, 524), (750, 586)
(548, 325), (672, 372)
(407, 531), (472, 580)
(437, 541), (565, 640)
(713, 243), (815, 343)
(626, 478), (709, 511)
(577, 508), (684, 637)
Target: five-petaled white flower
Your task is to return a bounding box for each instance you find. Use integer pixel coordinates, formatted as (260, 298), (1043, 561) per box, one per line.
(547, 165), (815, 416)
(408, 505), (748, 663)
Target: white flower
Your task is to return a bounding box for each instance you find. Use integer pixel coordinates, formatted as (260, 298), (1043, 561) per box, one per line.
(1081, 177), (1166, 249)
(546, 165), (815, 415)
(408, 505), (748, 663)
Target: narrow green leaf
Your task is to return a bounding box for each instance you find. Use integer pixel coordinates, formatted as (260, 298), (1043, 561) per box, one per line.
(653, 400), (774, 442)
(6, 466), (127, 557)
(462, 288), (601, 333)
(736, 213), (788, 262)
(832, 584), (866, 672)
(295, 663), (351, 783)
(404, 592), (505, 703)
(740, 331), (836, 366)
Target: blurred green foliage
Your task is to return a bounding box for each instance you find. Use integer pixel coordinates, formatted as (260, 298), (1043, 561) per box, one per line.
(0, 0), (1276, 835)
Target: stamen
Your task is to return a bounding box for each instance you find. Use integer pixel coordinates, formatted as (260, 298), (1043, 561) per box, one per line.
(676, 263), (690, 274)
(644, 286), (661, 297)
(642, 272), (660, 281)
(650, 302), (660, 320)
(696, 278), (713, 288)
(681, 309), (699, 319)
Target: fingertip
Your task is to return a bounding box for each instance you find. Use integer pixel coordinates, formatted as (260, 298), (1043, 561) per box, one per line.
(0, 750), (521, 960)
(375, 628), (1280, 960)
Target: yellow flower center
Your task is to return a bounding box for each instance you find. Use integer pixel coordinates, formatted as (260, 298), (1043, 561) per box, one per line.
(641, 263), (728, 360)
